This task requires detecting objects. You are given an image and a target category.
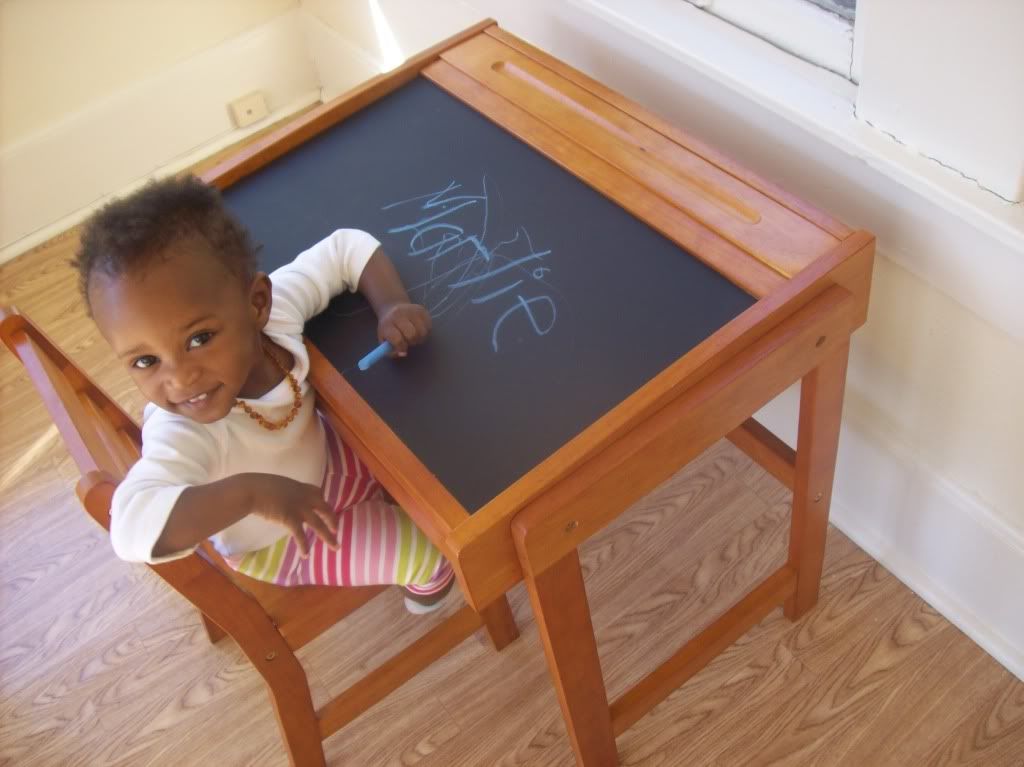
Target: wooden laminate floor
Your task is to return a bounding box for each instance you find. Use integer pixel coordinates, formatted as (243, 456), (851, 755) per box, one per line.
(2, 216), (1022, 767)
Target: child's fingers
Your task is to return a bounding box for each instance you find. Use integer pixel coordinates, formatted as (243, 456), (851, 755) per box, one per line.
(413, 310), (431, 339)
(402, 313), (429, 344)
(311, 507), (340, 550)
(395, 318), (418, 344)
(408, 306), (431, 338)
(307, 492), (338, 533)
(381, 326), (408, 355)
(304, 509), (338, 550)
(314, 501), (338, 536)
(286, 519), (310, 558)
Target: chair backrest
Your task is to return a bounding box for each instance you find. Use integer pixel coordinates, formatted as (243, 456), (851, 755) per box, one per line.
(2, 304), (390, 667)
(1, 307), (141, 526)
(0, 306), (275, 640)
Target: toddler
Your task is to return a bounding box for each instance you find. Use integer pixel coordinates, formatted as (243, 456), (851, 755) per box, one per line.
(75, 175), (453, 613)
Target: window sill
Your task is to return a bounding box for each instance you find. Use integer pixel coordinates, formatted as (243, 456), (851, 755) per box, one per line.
(685, 0), (856, 81)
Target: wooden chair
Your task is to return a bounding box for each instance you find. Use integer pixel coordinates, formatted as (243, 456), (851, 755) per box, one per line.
(1, 306), (519, 767)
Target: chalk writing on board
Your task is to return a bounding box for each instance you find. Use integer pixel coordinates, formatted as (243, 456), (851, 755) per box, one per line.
(382, 178), (558, 353)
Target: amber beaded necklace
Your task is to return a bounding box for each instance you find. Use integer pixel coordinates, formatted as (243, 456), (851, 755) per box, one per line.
(234, 343), (302, 431)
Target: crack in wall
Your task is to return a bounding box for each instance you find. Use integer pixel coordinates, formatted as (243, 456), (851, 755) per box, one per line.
(683, 1), (1019, 206)
(857, 114), (1020, 204)
(847, 26), (855, 82)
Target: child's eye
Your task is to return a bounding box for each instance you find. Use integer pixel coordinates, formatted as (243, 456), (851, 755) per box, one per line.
(188, 331), (214, 350)
(132, 355), (158, 370)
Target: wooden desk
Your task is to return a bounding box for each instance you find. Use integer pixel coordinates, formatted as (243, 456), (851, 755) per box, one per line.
(204, 21), (873, 765)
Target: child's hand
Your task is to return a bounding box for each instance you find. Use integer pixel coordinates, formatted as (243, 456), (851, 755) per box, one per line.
(244, 474), (338, 557)
(377, 303), (431, 356)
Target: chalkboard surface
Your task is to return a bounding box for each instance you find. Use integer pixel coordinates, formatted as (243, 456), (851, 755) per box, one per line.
(223, 77), (755, 512)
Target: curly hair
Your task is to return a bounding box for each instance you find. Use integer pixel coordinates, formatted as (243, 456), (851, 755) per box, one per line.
(74, 175), (258, 309)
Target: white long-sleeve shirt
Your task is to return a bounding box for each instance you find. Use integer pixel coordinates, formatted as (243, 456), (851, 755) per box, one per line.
(109, 229), (380, 564)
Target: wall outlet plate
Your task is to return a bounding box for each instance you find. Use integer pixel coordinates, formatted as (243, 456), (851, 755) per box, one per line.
(229, 92), (269, 128)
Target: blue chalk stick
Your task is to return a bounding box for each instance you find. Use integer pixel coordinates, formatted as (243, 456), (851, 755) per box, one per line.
(358, 341), (393, 371)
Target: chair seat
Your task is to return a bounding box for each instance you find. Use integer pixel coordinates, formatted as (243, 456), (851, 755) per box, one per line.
(209, 547), (389, 649)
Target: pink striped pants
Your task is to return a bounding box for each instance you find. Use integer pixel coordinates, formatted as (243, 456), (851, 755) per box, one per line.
(226, 416), (453, 596)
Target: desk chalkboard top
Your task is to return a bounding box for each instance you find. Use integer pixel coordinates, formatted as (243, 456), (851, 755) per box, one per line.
(205, 22), (873, 658)
(225, 76), (755, 511)
(214, 25), (867, 516)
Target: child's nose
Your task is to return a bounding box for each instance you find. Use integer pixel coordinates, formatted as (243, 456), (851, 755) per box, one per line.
(165, 360), (202, 391)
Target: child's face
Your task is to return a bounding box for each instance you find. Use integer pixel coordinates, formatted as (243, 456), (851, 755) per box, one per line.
(88, 242), (271, 424)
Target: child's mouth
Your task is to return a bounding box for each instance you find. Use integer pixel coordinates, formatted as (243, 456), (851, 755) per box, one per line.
(177, 385), (222, 412)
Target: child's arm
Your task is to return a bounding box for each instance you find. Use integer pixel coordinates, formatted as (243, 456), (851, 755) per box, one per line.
(358, 247), (431, 355)
(112, 413), (337, 563)
(152, 474), (337, 558)
(269, 231), (430, 353)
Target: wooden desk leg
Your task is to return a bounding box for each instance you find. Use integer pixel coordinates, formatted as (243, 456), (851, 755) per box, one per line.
(520, 548), (618, 766)
(480, 595), (520, 650)
(199, 611), (227, 644)
(785, 340), (850, 620)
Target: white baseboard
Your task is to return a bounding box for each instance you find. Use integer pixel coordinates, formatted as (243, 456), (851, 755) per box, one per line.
(757, 388), (1024, 680)
(831, 496), (1024, 682)
(0, 9), (321, 264)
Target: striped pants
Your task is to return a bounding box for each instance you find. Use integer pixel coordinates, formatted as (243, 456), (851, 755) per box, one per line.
(225, 415), (453, 596)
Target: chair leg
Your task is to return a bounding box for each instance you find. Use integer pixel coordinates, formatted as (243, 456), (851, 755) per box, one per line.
(257, 649), (326, 767)
(521, 548), (618, 766)
(478, 594), (519, 650)
(785, 341), (849, 621)
(199, 611), (227, 644)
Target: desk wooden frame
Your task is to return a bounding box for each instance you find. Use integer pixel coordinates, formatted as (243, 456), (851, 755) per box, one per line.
(203, 21), (873, 766)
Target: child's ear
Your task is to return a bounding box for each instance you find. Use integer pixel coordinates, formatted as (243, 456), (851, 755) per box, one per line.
(249, 273), (273, 328)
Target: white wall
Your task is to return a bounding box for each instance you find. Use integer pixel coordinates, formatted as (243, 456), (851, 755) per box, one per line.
(0, 0), (321, 258)
(299, 0), (484, 102)
(0, 0), (299, 146)
(856, 0), (1024, 203)
(303, 0), (484, 72)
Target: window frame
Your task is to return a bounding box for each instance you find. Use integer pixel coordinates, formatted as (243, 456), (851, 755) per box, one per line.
(683, 0), (857, 82)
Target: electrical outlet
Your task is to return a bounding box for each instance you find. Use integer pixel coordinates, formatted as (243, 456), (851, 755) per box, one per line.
(229, 91), (269, 128)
